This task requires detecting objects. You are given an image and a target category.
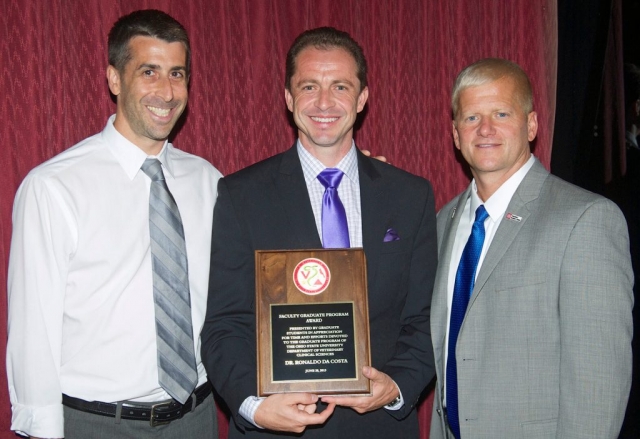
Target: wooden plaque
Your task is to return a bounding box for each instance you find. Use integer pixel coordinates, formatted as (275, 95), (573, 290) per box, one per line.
(255, 249), (371, 396)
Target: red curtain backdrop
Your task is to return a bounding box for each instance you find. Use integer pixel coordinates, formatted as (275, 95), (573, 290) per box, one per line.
(0, 1), (556, 437)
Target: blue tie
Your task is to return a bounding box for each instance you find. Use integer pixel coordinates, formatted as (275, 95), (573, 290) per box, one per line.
(317, 168), (350, 248)
(446, 205), (489, 439)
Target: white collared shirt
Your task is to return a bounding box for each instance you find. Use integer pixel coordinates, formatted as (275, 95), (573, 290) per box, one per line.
(443, 155), (535, 405)
(7, 115), (222, 437)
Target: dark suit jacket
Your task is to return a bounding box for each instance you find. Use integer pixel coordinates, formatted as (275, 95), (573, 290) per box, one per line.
(201, 145), (437, 438)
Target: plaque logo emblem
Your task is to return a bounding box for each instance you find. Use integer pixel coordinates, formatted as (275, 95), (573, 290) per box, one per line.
(293, 258), (331, 295)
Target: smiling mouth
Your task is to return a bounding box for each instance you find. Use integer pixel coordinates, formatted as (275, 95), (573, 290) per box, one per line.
(147, 106), (171, 117)
(311, 116), (338, 123)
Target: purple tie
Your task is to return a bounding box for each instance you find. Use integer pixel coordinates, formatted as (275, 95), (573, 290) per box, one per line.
(317, 168), (350, 248)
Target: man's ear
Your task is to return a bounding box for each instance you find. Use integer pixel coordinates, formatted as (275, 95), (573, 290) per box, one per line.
(527, 111), (538, 142)
(452, 121), (461, 150)
(285, 88), (295, 113)
(356, 86), (369, 113)
(106, 65), (121, 96)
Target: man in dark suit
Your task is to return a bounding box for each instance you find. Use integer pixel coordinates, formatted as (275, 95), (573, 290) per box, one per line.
(201, 27), (437, 438)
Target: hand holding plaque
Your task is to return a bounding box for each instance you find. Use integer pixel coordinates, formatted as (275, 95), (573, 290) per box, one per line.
(255, 249), (371, 396)
(320, 365), (400, 413)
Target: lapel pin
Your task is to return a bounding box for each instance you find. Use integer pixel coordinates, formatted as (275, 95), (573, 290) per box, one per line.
(505, 212), (522, 222)
(451, 207), (457, 219)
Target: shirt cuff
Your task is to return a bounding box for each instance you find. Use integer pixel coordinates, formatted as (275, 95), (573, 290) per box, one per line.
(239, 396), (266, 428)
(384, 381), (404, 411)
(10, 401), (64, 438)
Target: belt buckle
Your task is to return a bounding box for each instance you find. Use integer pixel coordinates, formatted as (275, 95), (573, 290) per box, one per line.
(150, 401), (173, 427)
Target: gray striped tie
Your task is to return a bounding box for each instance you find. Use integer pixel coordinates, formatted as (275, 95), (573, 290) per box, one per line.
(142, 158), (197, 404)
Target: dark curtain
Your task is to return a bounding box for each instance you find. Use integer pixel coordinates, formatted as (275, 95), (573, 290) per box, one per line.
(0, 1), (557, 438)
(553, 0), (639, 436)
(552, 0), (621, 190)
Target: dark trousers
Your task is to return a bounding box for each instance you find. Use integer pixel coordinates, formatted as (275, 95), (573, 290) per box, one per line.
(63, 393), (218, 439)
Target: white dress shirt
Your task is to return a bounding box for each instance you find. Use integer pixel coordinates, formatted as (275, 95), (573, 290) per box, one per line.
(6, 115), (222, 437)
(443, 155), (535, 405)
(239, 142), (402, 427)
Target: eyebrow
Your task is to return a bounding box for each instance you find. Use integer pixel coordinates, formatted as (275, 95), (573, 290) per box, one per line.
(295, 78), (357, 87)
(136, 63), (187, 72)
(333, 79), (356, 87)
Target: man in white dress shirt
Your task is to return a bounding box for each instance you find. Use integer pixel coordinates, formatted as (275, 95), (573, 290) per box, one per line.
(6, 9), (221, 439)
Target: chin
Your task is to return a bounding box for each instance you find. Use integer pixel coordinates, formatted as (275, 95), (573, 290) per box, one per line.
(149, 124), (175, 139)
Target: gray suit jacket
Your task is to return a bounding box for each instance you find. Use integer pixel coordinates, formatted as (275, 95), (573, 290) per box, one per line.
(430, 159), (634, 439)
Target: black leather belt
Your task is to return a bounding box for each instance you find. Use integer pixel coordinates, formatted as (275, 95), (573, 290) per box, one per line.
(62, 382), (212, 427)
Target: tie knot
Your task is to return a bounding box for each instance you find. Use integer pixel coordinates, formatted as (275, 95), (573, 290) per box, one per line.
(474, 205), (489, 224)
(141, 158), (165, 182)
(317, 168), (344, 189)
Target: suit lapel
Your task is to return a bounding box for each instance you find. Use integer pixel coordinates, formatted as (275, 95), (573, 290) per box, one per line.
(470, 160), (548, 302)
(433, 189), (470, 373)
(274, 145), (323, 248)
(358, 151), (386, 285)
(436, 188), (472, 293)
(274, 147), (393, 274)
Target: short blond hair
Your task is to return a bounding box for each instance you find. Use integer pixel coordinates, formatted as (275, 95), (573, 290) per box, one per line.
(451, 58), (533, 118)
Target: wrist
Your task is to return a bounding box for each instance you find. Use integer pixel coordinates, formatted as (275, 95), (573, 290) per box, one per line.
(385, 394), (401, 408)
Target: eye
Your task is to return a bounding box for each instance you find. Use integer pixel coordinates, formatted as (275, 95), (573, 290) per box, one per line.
(496, 112), (508, 118)
(143, 70), (155, 77)
(302, 85), (314, 91)
(170, 71), (185, 79)
(336, 85), (347, 91)
(466, 115), (478, 122)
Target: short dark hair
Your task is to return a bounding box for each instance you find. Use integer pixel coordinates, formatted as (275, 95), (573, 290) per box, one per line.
(285, 27), (368, 91)
(108, 10), (190, 76)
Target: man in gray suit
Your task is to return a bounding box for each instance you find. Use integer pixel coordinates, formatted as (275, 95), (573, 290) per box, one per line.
(430, 58), (634, 439)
